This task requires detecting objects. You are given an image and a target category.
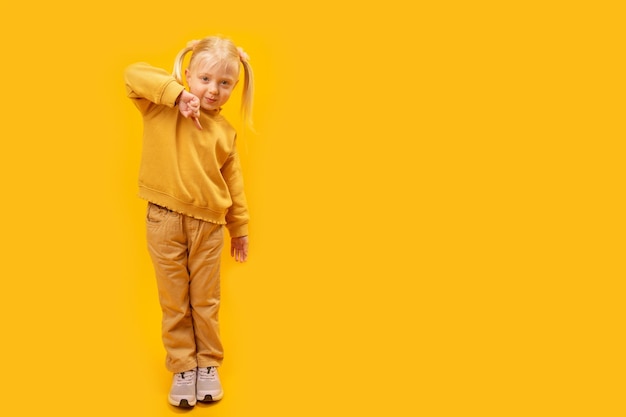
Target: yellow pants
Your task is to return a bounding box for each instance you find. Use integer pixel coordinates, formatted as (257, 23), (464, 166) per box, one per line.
(146, 202), (224, 373)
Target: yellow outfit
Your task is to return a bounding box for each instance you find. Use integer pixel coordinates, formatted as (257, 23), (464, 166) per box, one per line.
(125, 62), (248, 372)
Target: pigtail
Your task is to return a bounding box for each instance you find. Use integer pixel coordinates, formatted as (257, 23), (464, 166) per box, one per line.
(238, 53), (255, 132)
(172, 40), (199, 84)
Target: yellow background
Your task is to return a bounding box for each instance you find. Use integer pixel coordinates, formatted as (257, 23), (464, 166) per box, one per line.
(0, 1), (624, 416)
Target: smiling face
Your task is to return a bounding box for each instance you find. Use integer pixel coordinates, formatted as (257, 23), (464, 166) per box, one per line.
(186, 55), (240, 112)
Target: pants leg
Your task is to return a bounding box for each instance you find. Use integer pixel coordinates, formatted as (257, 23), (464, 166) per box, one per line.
(187, 217), (224, 368)
(146, 203), (197, 373)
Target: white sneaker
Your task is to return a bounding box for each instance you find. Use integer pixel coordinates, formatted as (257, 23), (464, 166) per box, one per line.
(168, 369), (197, 408)
(197, 366), (224, 402)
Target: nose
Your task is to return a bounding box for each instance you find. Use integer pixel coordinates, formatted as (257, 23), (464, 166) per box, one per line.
(209, 81), (219, 94)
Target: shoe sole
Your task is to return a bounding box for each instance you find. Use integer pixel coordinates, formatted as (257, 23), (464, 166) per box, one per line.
(169, 398), (196, 408)
(198, 391), (224, 402)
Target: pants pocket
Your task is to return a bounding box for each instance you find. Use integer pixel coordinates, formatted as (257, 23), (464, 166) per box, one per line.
(146, 202), (170, 224)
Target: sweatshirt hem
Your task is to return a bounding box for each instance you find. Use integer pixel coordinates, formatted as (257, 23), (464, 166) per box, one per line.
(139, 187), (227, 225)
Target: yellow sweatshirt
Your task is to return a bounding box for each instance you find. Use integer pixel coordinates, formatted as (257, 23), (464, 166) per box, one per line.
(124, 62), (249, 237)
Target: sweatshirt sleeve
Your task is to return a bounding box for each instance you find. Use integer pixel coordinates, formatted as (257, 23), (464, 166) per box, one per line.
(124, 62), (185, 113)
(222, 141), (249, 238)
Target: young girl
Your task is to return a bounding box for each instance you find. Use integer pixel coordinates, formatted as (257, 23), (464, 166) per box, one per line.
(124, 35), (253, 408)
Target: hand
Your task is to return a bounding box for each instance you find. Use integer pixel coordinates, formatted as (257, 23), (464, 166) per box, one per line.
(177, 90), (203, 130)
(231, 236), (249, 263)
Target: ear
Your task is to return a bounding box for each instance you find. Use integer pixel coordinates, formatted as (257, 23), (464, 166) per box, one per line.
(185, 68), (190, 85)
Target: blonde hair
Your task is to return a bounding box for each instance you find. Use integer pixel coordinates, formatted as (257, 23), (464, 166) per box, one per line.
(173, 36), (254, 130)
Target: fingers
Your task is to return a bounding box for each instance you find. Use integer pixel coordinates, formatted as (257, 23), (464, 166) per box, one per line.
(235, 249), (248, 262)
(231, 239), (249, 263)
(189, 96), (200, 111)
(232, 247), (247, 262)
(178, 94), (202, 129)
(187, 96), (202, 129)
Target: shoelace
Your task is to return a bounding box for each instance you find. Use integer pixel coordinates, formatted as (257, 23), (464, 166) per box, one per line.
(174, 370), (196, 385)
(198, 367), (217, 381)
